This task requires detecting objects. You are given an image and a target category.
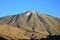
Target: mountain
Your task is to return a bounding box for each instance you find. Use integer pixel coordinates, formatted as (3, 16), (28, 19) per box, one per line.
(0, 10), (60, 40)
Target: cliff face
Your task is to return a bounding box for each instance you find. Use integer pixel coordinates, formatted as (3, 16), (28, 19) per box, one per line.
(0, 11), (60, 39)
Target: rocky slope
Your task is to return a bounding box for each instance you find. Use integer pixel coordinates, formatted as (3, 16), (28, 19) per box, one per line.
(0, 11), (60, 40)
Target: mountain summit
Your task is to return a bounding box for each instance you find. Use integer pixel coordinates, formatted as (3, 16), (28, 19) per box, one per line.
(0, 11), (60, 40)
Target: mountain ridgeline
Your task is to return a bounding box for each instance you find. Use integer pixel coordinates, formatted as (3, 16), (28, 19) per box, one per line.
(0, 11), (60, 40)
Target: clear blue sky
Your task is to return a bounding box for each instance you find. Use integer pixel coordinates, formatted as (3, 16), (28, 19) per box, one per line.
(0, 0), (60, 18)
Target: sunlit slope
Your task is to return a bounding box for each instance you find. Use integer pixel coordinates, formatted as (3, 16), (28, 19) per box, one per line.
(0, 24), (29, 39)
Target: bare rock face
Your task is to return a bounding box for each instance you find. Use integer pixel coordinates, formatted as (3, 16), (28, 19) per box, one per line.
(0, 10), (60, 40)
